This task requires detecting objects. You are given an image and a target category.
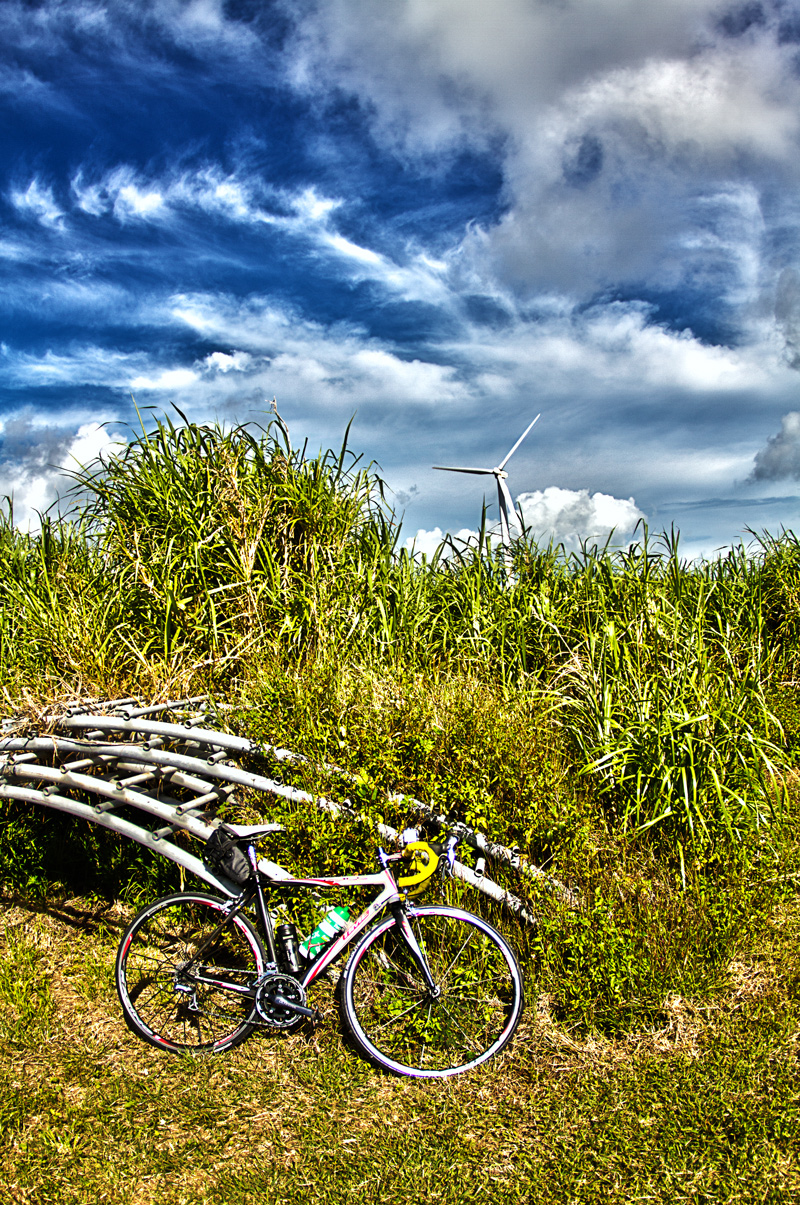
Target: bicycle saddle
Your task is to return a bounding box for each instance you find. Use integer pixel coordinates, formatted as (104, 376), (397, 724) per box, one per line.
(225, 822), (285, 838)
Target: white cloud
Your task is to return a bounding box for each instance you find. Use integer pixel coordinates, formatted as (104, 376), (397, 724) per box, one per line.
(65, 163), (451, 304)
(0, 0), (260, 84)
(291, 1), (800, 310)
(61, 421), (121, 470)
(115, 183), (164, 219)
(1, 344), (209, 396)
(69, 164), (318, 230)
(0, 275), (789, 541)
(294, 188), (341, 223)
(749, 411), (800, 481)
(165, 287), (782, 414)
(151, 0), (261, 54)
(71, 172), (107, 216)
(0, 62), (53, 103)
(168, 292), (469, 405)
(0, 417), (122, 531)
(404, 526), (479, 558)
(70, 165), (170, 222)
(203, 350), (252, 373)
(0, 1), (798, 559)
(454, 300), (781, 400)
(295, 2), (798, 162)
(561, 42), (798, 161)
(324, 233), (382, 264)
(516, 486), (645, 547)
(10, 178), (63, 227)
(3, 346), (143, 387)
(1, 343), (204, 395)
(129, 367), (198, 390)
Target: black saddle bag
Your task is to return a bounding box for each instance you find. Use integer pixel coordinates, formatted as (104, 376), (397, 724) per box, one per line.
(203, 827), (252, 886)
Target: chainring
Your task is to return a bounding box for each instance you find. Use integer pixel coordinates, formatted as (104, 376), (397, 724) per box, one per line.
(254, 972), (307, 1028)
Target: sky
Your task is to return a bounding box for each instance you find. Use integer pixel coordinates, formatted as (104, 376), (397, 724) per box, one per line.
(3, 0), (800, 557)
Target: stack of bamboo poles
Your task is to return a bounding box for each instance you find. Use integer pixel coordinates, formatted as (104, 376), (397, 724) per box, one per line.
(0, 696), (575, 919)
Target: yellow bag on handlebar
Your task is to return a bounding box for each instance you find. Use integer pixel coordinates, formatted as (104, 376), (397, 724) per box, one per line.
(397, 841), (439, 897)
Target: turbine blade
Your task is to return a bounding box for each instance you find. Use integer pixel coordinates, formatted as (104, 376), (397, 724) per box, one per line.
(432, 466), (494, 475)
(497, 413), (540, 470)
(496, 480), (512, 550)
(498, 476), (522, 535)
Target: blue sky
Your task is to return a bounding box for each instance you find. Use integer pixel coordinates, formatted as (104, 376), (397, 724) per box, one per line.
(3, 0), (800, 556)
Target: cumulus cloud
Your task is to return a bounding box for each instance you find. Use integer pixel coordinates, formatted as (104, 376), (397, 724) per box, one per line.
(203, 350), (252, 373)
(291, 0), (800, 311)
(404, 489), (645, 555)
(451, 299), (781, 406)
(0, 415), (121, 530)
(749, 411), (800, 481)
(516, 487), (645, 547)
(169, 292), (469, 407)
(3, 277), (780, 420)
(169, 287), (781, 406)
(404, 526), (479, 558)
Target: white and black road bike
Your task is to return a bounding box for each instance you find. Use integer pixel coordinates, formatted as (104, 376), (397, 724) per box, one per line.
(115, 826), (524, 1079)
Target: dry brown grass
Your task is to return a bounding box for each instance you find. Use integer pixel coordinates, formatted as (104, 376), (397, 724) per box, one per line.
(2, 889), (800, 1204)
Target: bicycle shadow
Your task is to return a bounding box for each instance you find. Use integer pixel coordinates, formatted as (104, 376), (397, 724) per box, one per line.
(0, 890), (129, 939)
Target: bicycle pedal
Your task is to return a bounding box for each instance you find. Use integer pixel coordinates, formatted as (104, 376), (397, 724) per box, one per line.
(271, 991), (319, 1021)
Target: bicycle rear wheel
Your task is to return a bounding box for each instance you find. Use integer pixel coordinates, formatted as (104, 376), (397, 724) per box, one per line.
(341, 904), (524, 1078)
(115, 892), (266, 1053)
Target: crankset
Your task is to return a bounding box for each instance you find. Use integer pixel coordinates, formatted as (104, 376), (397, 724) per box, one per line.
(254, 972), (320, 1028)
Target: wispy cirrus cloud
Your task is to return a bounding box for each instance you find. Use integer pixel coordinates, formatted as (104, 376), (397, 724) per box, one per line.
(0, 0), (263, 85)
(67, 164), (454, 303)
(3, 0), (800, 554)
(9, 178), (64, 227)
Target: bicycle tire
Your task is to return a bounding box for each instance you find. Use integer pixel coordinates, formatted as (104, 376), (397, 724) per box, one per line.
(115, 891), (266, 1054)
(341, 904), (524, 1078)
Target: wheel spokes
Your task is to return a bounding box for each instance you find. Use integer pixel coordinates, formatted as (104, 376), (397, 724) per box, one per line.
(346, 909), (521, 1076)
(120, 901), (262, 1049)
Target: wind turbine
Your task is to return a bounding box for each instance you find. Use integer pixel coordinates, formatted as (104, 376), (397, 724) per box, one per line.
(433, 414), (540, 568)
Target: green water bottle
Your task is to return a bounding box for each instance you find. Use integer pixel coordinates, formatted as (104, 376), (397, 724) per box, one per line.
(300, 906), (350, 960)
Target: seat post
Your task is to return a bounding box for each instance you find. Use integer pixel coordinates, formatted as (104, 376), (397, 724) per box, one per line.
(246, 842), (279, 965)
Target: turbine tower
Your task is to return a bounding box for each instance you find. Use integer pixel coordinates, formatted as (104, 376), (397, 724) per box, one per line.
(433, 414), (540, 560)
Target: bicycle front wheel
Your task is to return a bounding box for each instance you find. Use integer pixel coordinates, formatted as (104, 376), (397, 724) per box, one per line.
(115, 892), (266, 1054)
(341, 904), (524, 1078)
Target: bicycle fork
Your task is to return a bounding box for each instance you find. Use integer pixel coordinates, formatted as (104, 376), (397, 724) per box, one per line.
(391, 904), (440, 997)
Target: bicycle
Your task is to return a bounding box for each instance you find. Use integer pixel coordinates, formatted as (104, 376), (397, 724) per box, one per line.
(115, 823), (525, 1079)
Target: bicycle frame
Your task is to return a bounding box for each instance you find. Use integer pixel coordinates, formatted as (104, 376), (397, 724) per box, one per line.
(200, 844), (429, 999)
(115, 832), (525, 1076)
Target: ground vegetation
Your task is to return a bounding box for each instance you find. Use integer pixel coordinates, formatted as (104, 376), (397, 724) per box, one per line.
(1, 412), (799, 1201)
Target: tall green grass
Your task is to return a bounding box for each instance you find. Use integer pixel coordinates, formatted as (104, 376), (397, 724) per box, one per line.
(0, 410), (795, 856)
(5, 410), (800, 1040)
